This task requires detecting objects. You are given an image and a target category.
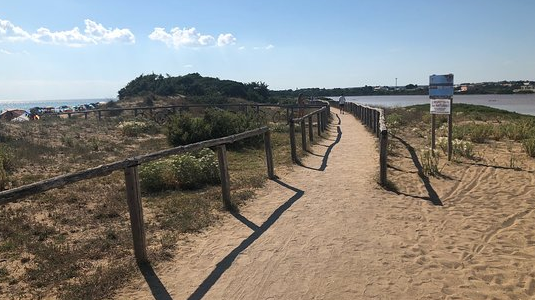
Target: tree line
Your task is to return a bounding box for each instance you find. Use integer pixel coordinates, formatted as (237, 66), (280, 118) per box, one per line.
(118, 73), (533, 104)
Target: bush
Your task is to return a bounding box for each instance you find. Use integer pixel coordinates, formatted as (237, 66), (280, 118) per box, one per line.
(166, 114), (211, 146)
(194, 148), (220, 184)
(420, 147), (440, 176)
(522, 138), (535, 157)
(452, 139), (474, 158)
(118, 120), (159, 137)
(171, 155), (203, 189)
(453, 123), (495, 143)
(166, 109), (262, 149)
(139, 160), (176, 192)
(139, 149), (220, 192)
(501, 120), (535, 141)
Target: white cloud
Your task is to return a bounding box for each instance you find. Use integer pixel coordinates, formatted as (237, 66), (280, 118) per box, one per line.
(238, 46), (245, 50)
(0, 18), (135, 46)
(0, 49), (12, 54)
(217, 33), (236, 47)
(253, 44), (274, 50)
(183, 64), (193, 68)
(83, 19), (135, 44)
(149, 26), (236, 49)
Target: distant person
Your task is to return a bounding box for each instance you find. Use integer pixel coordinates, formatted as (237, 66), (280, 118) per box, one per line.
(297, 93), (306, 117)
(339, 94), (346, 114)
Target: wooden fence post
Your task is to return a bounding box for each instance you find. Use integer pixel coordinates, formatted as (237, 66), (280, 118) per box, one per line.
(301, 119), (307, 151)
(376, 111), (381, 137)
(380, 130), (388, 186)
(124, 164), (148, 263)
(289, 120), (298, 163)
(308, 116), (314, 142)
(264, 131), (275, 179)
(98, 111), (102, 121)
(322, 110), (326, 131)
(317, 113), (321, 136)
(217, 145), (232, 210)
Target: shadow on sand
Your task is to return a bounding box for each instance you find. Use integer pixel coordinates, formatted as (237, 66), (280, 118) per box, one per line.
(137, 179), (304, 300)
(138, 261), (173, 300)
(297, 114), (342, 172)
(390, 135), (443, 206)
(186, 179), (304, 300)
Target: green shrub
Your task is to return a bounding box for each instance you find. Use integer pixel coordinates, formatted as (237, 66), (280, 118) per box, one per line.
(139, 149), (220, 192)
(453, 123), (495, 143)
(501, 120), (535, 141)
(166, 109), (262, 148)
(194, 148), (220, 184)
(522, 138), (535, 157)
(468, 124), (494, 143)
(420, 147), (440, 176)
(166, 113), (211, 146)
(118, 120), (159, 137)
(171, 154), (203, 189)
(139, 160), (176, 192)
(452, 139), (474, 158)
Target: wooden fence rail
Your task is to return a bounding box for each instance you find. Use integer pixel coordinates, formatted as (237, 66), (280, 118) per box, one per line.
(288, 105), (330, 163)
(329, 100), (388, 186)
(0, 126), (274, 263)
(49, 103), (326, 122)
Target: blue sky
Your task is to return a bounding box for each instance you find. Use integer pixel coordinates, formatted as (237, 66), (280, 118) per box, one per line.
(1, 0), (534, 101)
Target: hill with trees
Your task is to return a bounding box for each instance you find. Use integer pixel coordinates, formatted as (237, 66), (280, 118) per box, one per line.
(118, 73), (271, 103)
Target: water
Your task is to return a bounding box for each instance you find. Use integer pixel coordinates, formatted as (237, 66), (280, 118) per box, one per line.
(330, 94), (535, 116)
(0, 98), (115, 113)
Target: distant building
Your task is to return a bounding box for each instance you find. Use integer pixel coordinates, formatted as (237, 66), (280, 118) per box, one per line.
(514, 81), (535, 93)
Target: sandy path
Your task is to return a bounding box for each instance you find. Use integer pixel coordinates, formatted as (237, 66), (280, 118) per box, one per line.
(117, 112), (535, 299)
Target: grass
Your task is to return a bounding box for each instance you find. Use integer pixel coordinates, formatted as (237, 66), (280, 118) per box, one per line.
(0, 107), (317, 299)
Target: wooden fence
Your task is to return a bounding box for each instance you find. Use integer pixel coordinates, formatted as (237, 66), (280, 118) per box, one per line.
(0, 99), (331, 263)
(47, 103), (325, 124)
(288, 105), (331, 163)
(0, 126), (275, 263)
(329, 100), (388, 186)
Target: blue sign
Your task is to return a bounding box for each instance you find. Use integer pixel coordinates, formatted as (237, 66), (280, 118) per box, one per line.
(429, 74), (454, 99)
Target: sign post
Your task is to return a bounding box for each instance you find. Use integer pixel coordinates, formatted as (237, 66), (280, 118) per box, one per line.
(429, 74), (454, 161)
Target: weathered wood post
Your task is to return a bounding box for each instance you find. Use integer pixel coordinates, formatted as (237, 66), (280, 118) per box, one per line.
(380, 130), (388, 186)
(217, 145), (232, 210)
(124, 164), (148, 263)
(317, 113), (321, 136)
(322, 109), (327, 131)
(134, 108), (138, 117)
(308, 115), (314, 142)
(263, 131), (275, 179)
(289, 120), (298, 163)
(376, 110), (381, 138)
(84, 112), (88, 120)
(431, 114), (436, 150)
(300, 119), (307, 151)
(98, 110), (102, 121)
(67, 113), (72, 119)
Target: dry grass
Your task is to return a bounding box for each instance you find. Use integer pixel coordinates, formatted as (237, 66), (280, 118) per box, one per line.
(0, 106), (319, 299)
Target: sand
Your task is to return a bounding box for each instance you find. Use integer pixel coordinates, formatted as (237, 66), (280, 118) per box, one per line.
(116, 112), (535, 299)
